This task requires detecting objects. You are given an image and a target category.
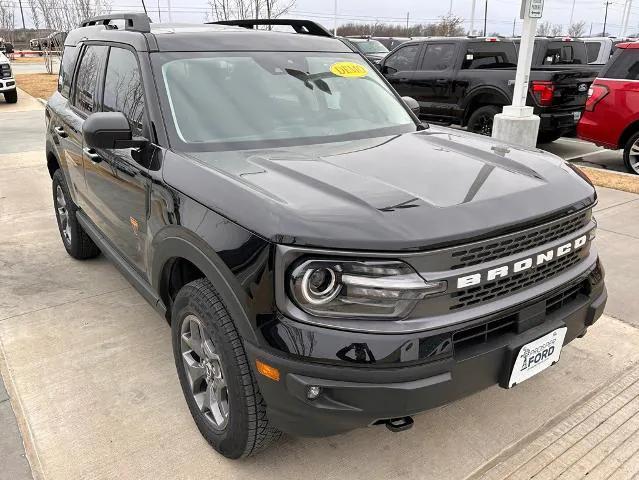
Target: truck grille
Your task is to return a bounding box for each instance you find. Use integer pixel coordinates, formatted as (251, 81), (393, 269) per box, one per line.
(452, 280), (586, 353)
(450, 211), (589, 270)
(450, 249), (583, 311)
(0, 63), (11, 79)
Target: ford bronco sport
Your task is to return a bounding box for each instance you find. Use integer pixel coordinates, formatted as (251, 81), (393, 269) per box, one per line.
(46, 14), (607, 459)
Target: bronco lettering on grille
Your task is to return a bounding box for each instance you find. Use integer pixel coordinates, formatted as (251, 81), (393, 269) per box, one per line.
(456, 235), (588, 289)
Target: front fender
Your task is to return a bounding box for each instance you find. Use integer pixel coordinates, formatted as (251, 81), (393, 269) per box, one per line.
(150, 226), (266, 344)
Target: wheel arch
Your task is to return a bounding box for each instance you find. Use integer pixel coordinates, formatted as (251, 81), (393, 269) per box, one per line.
(46, 149), (61, 178)
(462, 87), (510, 126)
(151, 228), (259, 344)
(618, 119), (639, 151)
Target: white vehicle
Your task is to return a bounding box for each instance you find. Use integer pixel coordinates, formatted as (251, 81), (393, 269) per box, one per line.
(584, 37), (627, 65)
(0, 52), (17, 103)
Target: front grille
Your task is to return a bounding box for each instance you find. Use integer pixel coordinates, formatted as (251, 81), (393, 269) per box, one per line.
(450, 249), (584, 311)
(450, 212), (589, 270)
(452, 280), (587, 353)
(0, 64), (11, 79)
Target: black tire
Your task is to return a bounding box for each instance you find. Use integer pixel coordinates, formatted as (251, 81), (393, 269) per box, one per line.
(172, 278), (281, 459)
(537, 131), (562, 144)
(52, 169), (101, 259)
(623, 131), (639, 175)
(4, 89), (17, 104)
(467, 105), (501, 137)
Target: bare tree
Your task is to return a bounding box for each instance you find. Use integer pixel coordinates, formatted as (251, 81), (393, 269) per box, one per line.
(537, 20), (551, 36)
(28, 0), (112, 32)
(207, 0), (294, 22)
(568, 21), (586, 38)
(550, 24), (562, 36)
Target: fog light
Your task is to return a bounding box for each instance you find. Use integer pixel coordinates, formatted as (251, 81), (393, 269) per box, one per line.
(307, 385), (322, 400)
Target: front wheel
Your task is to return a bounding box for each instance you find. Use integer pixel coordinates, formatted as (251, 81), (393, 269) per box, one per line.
(172, 278), (281, 458)
(467, 105), (501, 137)
(623, 131), (639, 175)
(4, 89), (17, 104)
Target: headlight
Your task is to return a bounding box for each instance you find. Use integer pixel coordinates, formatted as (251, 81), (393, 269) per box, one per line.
(289, 259), (446, 319)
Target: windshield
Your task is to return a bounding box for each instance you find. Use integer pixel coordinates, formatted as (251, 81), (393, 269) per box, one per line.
(351, 40), (389, 54)
(156, 52), (414, 151)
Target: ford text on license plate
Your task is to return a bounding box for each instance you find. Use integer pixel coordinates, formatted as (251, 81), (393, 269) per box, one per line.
(508, 327), (567, 388)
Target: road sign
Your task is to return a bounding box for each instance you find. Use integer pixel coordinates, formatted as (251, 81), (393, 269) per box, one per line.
(520, 0), (544, 19)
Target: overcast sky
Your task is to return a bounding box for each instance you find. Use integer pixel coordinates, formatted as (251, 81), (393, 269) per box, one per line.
(105, 0), (636, 36)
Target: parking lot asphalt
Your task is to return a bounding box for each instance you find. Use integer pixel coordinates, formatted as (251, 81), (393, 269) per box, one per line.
(1, 90), (639, 480)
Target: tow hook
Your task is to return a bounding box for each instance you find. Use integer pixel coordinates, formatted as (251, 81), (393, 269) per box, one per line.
(384, 416), (414, 433)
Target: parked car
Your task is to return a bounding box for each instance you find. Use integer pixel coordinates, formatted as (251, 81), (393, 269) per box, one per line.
(47, 14), (606, 459)
(379, 37), (598, 143)
(342, 37), (389, 64)
(373, 36), (412, 50)
(0, 52), (17, 103)
(578, 41), (639, 174)
(0, 38), (14, 54)
(30, 31), (66, 51)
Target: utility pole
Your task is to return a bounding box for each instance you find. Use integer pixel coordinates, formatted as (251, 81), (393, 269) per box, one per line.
(406, 12), (409, 32)
(470, 0), (477, 34)
(513, 17), (516, 36)
(483, 0), (488, 37)
(603, 1), (612, 36)
(17, 0), (26, 29)
(157, 0), (161, 22)
(569, 0), (576, 34)
(333, 0), (337, 36)
(449, 0), (453, 15)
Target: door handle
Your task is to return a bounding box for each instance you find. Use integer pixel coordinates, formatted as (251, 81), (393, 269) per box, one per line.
(436, 79), (448, 85)
(83, 147), (102, 164)
(54, 126), (67, 138)
(398, 77), (411, 82)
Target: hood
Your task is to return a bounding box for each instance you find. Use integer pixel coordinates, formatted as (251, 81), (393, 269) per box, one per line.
(163, 127), (596, 251)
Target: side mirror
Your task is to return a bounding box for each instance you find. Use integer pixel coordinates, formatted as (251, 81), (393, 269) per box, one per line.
(83, 112), (147, 149)
(402, 96), (420, 115)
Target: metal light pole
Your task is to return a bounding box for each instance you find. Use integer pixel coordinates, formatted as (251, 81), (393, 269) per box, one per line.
(470, 0), (476, 34)
(483, 0), (488, 36)
(333, 0), (338, 36)
(17, 0), (26, 29)
(603, 1), (612, 36)
(569, 0), (576, 34)
(492, 0), (543, 147)
(622, 0), (633, 37)
(167, 0), (173, 22)
(449, 0), (453, 15)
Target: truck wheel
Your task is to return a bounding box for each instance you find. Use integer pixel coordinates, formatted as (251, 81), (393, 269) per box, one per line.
(537, 132), (562, 144)
(467, 105), (501, 136)
(172, 278), (281, 459)
(4, 89), (17, 104)
(52, 169), (101, 259)
(623, 131), (639, 175)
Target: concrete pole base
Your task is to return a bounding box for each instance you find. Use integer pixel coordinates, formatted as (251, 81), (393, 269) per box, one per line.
(492, 106), (540, 149)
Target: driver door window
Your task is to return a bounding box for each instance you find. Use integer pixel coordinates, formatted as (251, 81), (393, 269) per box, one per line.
(385, 44), (421, 73)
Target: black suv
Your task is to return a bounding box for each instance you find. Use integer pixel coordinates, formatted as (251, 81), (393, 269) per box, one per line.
(46, 14), (607, 459)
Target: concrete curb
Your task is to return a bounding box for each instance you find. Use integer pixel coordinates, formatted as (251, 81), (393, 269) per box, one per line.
(0, 336), (43, 480)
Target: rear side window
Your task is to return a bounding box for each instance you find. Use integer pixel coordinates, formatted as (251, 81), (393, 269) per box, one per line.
(73, 45), (107, 114)
(586, 42), (602, 63)
(463, 43), (517, 69)
(541, 42), (588, 65)
(602, 49), (639, 80)
(420, 44), (455, 71)
(384, 44), (421, 73)
(102, 47), (145, 135)
(57, 46), (77, 98)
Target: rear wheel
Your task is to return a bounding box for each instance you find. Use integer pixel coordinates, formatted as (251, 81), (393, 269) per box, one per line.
(172, 278), (281, 458)
(52, 169), (100, 259)
(4, 89), (17, 104)
(623, 131), (639, 175)
(467, 105), (501, 137)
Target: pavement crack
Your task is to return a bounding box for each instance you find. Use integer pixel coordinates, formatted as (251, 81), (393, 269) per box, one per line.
(596, 198), (639, 214)
(0, 287), (132, 323)
(598, 227), (639, 241)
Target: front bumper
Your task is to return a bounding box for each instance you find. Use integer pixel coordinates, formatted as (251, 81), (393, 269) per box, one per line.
(247, 264), (606, 437)
(0, 78), (16, 92)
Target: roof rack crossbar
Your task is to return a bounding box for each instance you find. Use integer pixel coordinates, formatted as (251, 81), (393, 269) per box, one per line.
(80, 13), (151, 33)
(209, 19), (333, 37)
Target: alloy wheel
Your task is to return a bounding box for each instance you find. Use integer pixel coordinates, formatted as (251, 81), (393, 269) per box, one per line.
(180, 314), (229, 430)
(56, 185), (72, 245)
(475, 114), (493, 136)
(629, 138), (639, 174)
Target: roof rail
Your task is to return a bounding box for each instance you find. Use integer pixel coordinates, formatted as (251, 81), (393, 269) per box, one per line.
(209, 19), (333, 37)
(80, 13), (151, 33)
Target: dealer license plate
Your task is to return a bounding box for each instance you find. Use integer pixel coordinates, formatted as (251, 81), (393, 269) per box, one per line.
(573, 111), (582, 122)
(508, 327), (567, 388)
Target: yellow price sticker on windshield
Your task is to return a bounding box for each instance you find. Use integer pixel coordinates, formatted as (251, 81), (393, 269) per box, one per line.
(330, 62), (368, 78)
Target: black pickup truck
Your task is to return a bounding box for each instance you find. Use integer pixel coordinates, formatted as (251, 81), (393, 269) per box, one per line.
(380, 37), (598, 143)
